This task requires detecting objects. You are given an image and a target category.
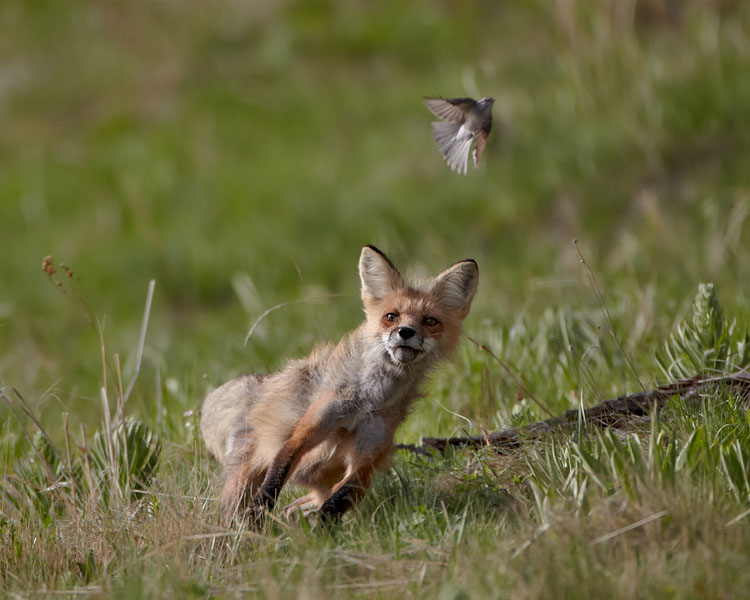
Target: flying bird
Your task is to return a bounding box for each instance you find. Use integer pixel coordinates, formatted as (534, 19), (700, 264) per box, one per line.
(424, 96), (494, 175)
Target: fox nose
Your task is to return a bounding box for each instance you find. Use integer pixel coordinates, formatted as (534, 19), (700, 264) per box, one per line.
(397, 326), (416, 340)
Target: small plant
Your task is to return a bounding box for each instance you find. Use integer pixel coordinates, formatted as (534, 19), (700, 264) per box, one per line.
(0, 274), (162, 519)
(3, 430), (72, 522)
(2, 413), (161, 519)
(657, 283), (750, 381)
(89, 416), (162, 507)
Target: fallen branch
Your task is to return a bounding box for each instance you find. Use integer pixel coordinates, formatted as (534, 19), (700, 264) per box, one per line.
(397, 372), (750, 455)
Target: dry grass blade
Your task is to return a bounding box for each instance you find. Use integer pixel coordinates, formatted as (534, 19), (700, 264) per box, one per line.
(62, 413), (78, 514)
(726, 507), (750, 527)
(99, 385), (121, 504)
(243, 294), (346, 346)
(467, 336), (553, 417)
(123, 279), (155, 404)
(574, 239), (646, 393)
(591, 510), (669, 545)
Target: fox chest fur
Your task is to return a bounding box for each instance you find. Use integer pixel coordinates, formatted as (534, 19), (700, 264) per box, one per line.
(209, 329), (425, 491)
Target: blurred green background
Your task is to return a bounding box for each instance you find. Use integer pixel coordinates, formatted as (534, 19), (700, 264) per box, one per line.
(1, 0), (749, 435)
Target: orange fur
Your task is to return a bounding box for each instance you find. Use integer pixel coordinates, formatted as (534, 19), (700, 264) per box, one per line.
(200, 245), (478, 524)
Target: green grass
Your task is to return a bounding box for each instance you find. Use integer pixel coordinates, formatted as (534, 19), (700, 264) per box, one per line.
(2, 0), (750, 597)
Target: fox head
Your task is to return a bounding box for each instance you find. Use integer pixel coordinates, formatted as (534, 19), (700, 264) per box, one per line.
(359, 245), (478, 367)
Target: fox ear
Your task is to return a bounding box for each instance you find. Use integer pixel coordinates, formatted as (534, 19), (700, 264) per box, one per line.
(430, 259), (478, 318)
(359, 245), (403, 304)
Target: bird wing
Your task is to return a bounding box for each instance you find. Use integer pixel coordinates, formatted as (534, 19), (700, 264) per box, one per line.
(423, 97), (475, 122)
(472, 130), (488, 166)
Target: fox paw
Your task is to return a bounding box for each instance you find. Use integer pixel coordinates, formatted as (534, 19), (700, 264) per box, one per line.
(222, 498), (266, 529)
(244, 499), (267, 528)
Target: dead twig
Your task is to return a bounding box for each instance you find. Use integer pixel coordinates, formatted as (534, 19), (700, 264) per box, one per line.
(396, 372), (750, 455)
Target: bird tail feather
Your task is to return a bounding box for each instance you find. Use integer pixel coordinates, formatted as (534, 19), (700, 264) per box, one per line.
(431, 121), (471, 175)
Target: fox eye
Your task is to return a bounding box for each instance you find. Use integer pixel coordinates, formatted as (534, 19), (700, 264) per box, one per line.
(385, 312), (399, 322)
(423, 316), (439, 327)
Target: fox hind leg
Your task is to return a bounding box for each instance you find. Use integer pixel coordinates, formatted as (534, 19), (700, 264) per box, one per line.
(219, 431), (266, 522)
(220, 461), (266, 522)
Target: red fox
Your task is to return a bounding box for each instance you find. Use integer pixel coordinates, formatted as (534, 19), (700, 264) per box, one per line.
(200, 245), (478, 524)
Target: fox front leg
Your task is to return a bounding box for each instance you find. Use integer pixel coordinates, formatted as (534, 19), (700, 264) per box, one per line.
(250, 439), (302, 514)
(317, 466), (375, 523)
(250, 402), (340, 525)
(318, 416), (391, 522)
